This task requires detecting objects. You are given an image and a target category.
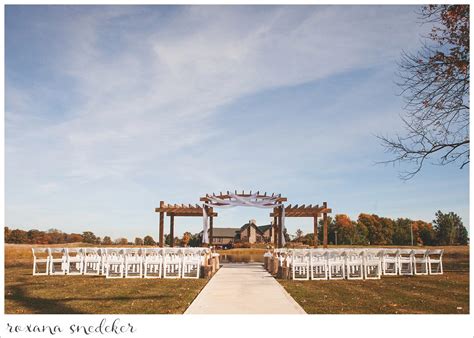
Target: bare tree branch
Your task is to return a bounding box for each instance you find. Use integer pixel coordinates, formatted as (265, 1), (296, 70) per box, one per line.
(378, 5), (469, 179)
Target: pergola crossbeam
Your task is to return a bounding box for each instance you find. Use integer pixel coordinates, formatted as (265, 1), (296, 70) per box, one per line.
(167, 212), (217, 217)
(200, 191), (287, 203)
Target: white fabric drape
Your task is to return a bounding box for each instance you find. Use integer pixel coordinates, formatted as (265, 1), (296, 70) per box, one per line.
(202, 207), (209, 244)
(205, 193), (281, 208)
(202, 193), (286, 245)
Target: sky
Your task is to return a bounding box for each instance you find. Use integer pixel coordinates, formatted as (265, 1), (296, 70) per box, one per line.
(5, 5), (469, 241)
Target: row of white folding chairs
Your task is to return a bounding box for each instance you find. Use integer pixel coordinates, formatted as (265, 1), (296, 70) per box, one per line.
(32, 247), (210, 279)
(271, 248), (443, 280)
(378, 248), (444, 276)
(103, 247), (208, 279)
(288, 249), (381, 280)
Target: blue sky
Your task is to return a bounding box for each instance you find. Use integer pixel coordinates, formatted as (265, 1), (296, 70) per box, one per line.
(5, 5), (469, 241)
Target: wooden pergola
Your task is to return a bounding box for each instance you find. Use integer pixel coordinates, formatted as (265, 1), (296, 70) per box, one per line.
(155, 191), (331, 248)
(154, 201), (217, 247)
(199, 191), (286, 245)
(270, 202), (332, 248)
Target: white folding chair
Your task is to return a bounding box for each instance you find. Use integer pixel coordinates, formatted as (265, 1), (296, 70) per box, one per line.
(413, 249), (429, 275)
(83, 248), (102, 275)
(163, 248), (182, 279)
(49, 248), (67, 275)
(124, 248), (143, 278)
(398, 249), (414, 275)
(143, 248), (163, 278)
(66, 248), (84, 275)
(310, 250), (328, 280)
(364, 249), (382, 279)
(32, 248), (50, 276)
(427, 249), (444, 275)
(328, 251), (346, 280)
(182, 248), (201, 279)
(291, 250), (310, 280)
(105, 248), (124, 278)
(100, 248), (107, 275)
(345, 249), (364, 280)
(381, 249), (399, 275)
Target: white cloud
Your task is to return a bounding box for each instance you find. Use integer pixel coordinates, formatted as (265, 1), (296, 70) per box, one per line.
(9, 5), (464, 238)
(45, 7), (418, 179)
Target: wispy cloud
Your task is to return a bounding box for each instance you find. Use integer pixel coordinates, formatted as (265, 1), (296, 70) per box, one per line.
(8, 6), (421, 178)
(6, 5), (468, 238)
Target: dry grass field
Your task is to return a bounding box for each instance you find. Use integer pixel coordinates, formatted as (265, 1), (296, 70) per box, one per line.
(279, 246), (469, 314)
(4, 244), (470, 314)
(5, 244), (208, 314)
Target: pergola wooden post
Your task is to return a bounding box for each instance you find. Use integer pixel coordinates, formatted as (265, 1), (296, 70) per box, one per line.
(277, 206), (283, 248)
(313, 214), (319, 248)
(273, 215), (278, 248)
(209, 207), (214, 245)
(159, 201), (165, 247)
(323, 201), (328, 248)
(170, 214), (175, 247)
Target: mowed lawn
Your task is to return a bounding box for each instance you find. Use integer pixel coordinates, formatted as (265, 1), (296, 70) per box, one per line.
(279, 246), (469, 314)
(5, 244), (208, 314)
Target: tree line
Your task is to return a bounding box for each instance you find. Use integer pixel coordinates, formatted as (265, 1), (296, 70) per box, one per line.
(294, 210), (468, 246)
(4, 228), (158, 246)
(4, 210), (468, 246)
(3, 226), (201, 247)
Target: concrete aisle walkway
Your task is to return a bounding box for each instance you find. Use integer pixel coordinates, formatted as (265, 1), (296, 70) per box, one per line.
(185, 263), (306, 314)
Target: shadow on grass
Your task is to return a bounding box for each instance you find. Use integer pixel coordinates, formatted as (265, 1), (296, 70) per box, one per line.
(6, 284), (83, 314)
(6, 281), (176, 314)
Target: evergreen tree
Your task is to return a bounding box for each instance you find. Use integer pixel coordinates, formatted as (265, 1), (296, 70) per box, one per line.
(393, 218), (412, 245)
(102, 236), (113, 245)
(143, 235), (156, 246)
(433, 211), (468, 245)
(82, 231), (98, 244)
